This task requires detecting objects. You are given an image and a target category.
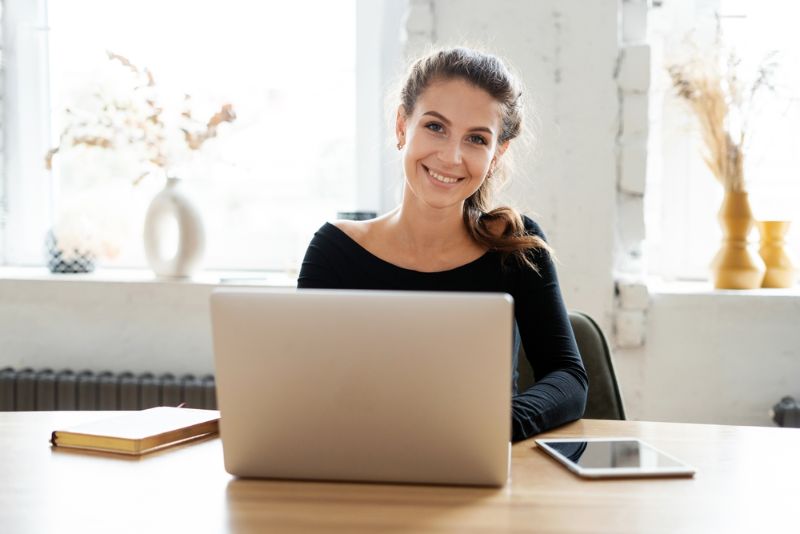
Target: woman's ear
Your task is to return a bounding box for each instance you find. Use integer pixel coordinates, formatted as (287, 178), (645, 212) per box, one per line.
(395, 106), (407, 147)
(495, 140), (510, 159)
(490, 140), (510, 170)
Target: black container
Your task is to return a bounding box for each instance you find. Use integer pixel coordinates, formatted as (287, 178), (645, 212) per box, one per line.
(336, 211), (377, 221)
(45, 230), (96, 273)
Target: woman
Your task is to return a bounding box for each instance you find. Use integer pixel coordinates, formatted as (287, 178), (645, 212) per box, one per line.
(298, 47), (587, 441)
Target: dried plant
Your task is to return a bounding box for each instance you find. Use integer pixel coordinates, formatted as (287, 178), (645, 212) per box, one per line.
(45, 51), (237, 185)
(668, 45), (778, 192)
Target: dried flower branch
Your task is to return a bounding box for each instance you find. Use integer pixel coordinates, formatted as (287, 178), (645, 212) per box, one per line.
(45, 51), (237, 184)
(668, 46), (778, 192)
(181, 97), (237, 150)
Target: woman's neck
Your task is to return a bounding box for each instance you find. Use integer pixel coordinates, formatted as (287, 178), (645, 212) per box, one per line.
(386, 199), (473, 255)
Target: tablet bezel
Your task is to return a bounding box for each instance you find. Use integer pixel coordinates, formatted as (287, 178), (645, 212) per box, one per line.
(534, 437), (696, 479)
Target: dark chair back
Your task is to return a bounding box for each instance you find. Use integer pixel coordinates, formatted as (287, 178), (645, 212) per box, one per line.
(516, 311), (626, 420)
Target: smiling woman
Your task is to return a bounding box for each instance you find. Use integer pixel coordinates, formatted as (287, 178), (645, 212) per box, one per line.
(297, 47), (588, 442)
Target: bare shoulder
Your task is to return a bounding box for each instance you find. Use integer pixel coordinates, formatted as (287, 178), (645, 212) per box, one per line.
(332, 219), (375, 246)
(333, 215), (397, 254)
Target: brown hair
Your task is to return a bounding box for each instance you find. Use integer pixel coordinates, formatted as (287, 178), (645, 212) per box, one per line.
(399, 47), (550, 270)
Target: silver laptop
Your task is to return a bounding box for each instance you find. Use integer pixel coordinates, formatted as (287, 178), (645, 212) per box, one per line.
(210, 288), (513, 487)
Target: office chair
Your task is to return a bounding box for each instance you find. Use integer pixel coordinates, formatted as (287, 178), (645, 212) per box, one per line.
(516, 311), (626, 420)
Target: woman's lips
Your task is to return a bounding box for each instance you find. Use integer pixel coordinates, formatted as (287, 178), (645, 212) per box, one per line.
(423, 165), (464, 187)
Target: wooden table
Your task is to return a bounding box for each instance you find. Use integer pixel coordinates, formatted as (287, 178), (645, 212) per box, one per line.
(1, 412), (798, 533)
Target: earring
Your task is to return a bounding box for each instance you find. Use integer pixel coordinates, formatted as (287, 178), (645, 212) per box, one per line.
(397, 142), (404, 150)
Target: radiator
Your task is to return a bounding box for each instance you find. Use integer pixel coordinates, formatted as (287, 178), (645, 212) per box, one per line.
(0, 368), (217, 411)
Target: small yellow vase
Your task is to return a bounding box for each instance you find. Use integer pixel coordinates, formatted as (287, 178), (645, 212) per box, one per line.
(757, 221), (795, 288)
(710, 191), (765, 289)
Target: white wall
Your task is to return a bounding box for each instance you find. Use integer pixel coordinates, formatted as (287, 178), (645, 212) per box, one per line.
(617, 288), (800, 426)
(0, 277), (217, 375)
(1, 0), (798, 427)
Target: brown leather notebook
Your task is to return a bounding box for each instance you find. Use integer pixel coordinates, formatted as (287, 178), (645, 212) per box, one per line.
(51, 407), (220, 455)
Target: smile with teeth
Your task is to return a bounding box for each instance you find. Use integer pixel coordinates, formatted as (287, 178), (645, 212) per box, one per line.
(425, 166), (463, 184)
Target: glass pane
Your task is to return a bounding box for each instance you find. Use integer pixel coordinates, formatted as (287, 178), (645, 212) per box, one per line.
(545, 440), (686, 469)
(48, 0), (356, 272)
(649, 1), (800, 280)
(721, 1), (800, 229)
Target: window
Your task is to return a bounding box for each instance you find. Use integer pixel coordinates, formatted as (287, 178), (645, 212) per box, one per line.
(3, 0), (371, 273)
(648, 0), (800, 281)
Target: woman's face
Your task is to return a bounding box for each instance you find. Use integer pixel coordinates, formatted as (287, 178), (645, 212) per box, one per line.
(396, 78), (507, 211)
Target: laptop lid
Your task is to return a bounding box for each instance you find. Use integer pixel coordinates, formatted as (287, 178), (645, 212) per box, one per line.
(210, 288), (513, 487)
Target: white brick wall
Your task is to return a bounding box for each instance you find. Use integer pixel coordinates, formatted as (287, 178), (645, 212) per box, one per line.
(618, 43), (651, 93)
(0, 0), (5, 263)
(404, 0), (434, 59)
(619, 141), (648, 195)
(614, 0), (651, 349)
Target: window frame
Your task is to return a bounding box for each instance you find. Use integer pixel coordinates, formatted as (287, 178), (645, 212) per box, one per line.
(1, 0), (407, 271)
(2, 0), (53, 266)
(646, 0), (800, 282)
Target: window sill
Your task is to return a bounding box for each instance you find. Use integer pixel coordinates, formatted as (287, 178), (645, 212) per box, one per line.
(0, 266), (297, 288)
(647, 278), (800, 299)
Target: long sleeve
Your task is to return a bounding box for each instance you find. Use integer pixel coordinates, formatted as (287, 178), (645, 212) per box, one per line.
(510, 219), (588, 441)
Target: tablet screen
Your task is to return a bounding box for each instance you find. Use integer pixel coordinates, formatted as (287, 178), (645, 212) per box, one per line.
(535, 438), (695, 478)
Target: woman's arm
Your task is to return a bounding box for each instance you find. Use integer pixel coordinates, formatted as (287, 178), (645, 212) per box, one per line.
(511, 218), (588, 441)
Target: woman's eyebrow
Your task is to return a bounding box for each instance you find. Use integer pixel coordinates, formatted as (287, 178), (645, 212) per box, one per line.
(421, 111), (495, 135)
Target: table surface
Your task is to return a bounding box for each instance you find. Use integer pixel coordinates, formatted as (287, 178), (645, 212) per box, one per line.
(1, 412), (798, 533)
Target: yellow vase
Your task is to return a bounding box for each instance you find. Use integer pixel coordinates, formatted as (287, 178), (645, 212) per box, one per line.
(710, 191), (765, 289)
(757, 221), (795, 288)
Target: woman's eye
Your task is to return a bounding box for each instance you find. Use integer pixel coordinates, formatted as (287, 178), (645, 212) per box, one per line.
(468, 135), (487, 145)
(425, 122), (444, 133)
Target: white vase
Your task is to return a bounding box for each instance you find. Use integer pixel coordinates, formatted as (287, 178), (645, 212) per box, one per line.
(143, 177), (205, 278)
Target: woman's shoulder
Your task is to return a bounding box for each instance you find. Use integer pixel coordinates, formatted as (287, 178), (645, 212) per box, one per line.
(318, 219), (395, 264)
(304, 221), (365, 262)
(311, 219), (369, 246)
(333, 214), (403, 253)
(331, 219), (371, 244)
(483, 212), (545, 240)
(519, 214), (547, 240)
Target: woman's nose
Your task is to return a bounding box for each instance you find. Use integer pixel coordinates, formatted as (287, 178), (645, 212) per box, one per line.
(438, 139), (463, 165)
